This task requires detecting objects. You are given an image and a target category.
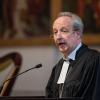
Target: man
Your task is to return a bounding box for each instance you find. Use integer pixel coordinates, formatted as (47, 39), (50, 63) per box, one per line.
(46, 12), (100, 100)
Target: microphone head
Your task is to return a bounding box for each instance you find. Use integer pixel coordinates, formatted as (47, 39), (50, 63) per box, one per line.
(35, 64), (42, 68)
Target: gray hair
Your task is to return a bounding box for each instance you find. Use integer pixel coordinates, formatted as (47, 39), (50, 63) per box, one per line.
(57, 12), (84, 35)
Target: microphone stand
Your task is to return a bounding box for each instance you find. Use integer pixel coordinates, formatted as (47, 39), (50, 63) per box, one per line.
(0, 64), (42, 95)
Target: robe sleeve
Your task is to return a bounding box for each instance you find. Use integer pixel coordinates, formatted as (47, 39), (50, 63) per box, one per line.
(45, 59), (63, 98)
(92, 54), (100, 100)
(81, 51), (100, 100)
(45, 67), (55, 97)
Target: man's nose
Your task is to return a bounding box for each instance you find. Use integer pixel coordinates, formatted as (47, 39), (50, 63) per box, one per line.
(56, 31), (62, 39)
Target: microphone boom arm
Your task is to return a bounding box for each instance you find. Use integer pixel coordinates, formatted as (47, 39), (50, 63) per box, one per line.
(3, 64), (42, 85)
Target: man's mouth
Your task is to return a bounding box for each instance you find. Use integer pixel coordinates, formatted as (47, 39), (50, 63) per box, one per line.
(57, 42), (66, 46)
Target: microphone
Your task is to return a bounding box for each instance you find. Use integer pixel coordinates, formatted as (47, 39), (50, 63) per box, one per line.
(0, 64), (42, 93)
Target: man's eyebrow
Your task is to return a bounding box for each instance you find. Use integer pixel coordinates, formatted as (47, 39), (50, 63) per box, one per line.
(61, 27), (69, 30)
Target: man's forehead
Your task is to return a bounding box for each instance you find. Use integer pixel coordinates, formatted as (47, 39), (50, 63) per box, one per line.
(53, 16), (73, 27)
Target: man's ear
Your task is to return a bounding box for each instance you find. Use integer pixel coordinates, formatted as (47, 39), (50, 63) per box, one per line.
(75, 31), (81, 39)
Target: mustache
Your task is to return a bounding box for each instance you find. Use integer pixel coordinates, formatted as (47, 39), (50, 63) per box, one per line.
(56, 38), (65, 43)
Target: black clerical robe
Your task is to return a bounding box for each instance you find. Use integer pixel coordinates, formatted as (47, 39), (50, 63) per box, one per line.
(46, 44), (100, 100)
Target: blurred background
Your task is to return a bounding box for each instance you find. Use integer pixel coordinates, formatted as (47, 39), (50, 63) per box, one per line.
(0, 0), (100, 96)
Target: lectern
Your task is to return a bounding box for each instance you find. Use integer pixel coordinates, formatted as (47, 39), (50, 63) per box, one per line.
(0, 96), (83, 100)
